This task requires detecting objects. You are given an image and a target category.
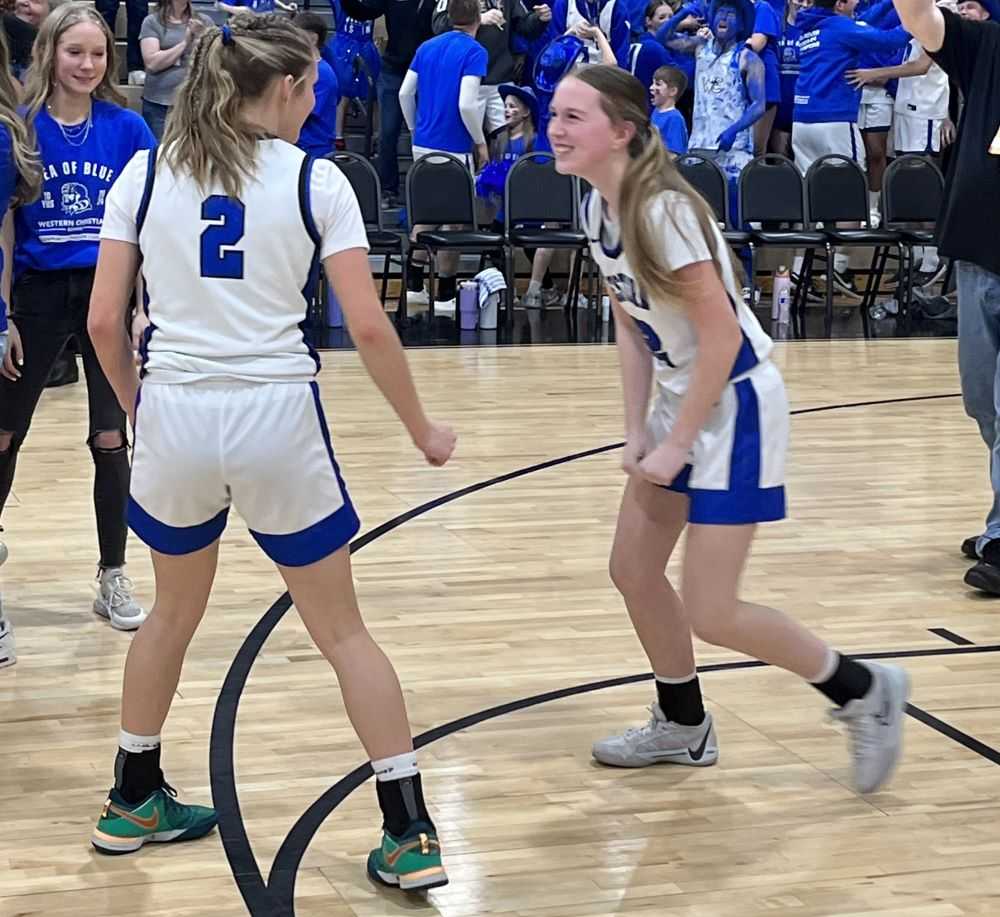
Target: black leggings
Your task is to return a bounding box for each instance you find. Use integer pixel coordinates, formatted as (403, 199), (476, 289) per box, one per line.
(0, 267), (130, 568)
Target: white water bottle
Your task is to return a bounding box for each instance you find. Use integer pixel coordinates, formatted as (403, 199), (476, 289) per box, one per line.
(772, 265), (791, 324)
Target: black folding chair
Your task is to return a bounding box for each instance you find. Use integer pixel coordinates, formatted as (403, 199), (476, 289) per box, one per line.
(882, 154), (945, 334)
(676, 153), (752, 249)
(805, 154), (902, 338)
(740, 155), (827, 338)
(503, 152), (590, 332)
(405, 153), (505, 321)
(330, 151), (407, 325)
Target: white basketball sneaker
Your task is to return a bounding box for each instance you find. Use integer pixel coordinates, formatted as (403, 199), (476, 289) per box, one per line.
(93, 567), (148, 631)
(0, 615), (15, 668)
(830, 662), (910, 794)
(592, 704), (718, 768)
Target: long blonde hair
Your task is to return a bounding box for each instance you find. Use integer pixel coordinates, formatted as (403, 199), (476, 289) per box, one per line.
(0, 30), (41, 204)
(572, 65), (738, 303)
(23, 4), (127, 125)
(161, 14), (315, 199)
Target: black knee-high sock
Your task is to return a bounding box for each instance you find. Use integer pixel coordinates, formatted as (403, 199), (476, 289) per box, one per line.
(91, 443), (129, 568)
(114, 745), (163, 805)
(376, 773), (433, 837)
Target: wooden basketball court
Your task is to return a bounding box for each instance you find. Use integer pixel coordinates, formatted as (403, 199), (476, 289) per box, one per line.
(2, 338), (998, 917)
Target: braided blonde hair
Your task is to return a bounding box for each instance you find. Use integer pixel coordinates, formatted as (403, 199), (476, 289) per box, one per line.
(161, 13), (315, 199)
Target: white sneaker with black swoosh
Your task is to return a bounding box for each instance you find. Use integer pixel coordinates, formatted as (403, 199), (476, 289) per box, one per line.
(830, 662), (910, 794)
(592, 705), (718, 768)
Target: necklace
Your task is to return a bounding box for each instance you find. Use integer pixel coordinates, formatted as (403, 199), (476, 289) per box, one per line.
(46, 102), (93, 147)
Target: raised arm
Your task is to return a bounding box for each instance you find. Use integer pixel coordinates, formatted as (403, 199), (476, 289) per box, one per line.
(891, 0), (944, 50)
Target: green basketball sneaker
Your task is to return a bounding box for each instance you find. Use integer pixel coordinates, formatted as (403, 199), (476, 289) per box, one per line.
(366, 822), (448, 891)
(91, 783), (218, 855)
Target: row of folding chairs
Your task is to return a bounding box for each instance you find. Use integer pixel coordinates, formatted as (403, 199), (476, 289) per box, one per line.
(677, 152), (944, 338)
(329, 151), (592, 333)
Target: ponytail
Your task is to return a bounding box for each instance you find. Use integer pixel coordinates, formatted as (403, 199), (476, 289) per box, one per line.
(161, 13), (315, 199)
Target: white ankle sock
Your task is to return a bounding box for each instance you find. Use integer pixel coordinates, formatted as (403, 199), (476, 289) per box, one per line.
(372, 751), (418, 782)
(119, 729), (160, 753)
(526, 280), (542, 297)
(808, 648), (839, 684)
(833, 253), (850, 274)
(868, 190), (880, 213)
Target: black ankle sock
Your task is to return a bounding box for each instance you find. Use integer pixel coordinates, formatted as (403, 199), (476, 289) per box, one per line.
(812, 654), (873, 707)
(407, 263), (425, 293)
(114, 746), (162, 805)
(655, 676), (706, 726)
(436, 275), (457, 302)
(376, 772), (433, 837)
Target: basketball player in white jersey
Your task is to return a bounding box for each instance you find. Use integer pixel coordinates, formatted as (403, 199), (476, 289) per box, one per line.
(86, 15), (453, 891)
(548, 64), (909, 793)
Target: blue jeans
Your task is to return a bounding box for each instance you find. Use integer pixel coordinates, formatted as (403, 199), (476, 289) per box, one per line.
(142, 99), (169, 141)
(95, 0), (148, 73)
(957, 259), (1000, 549)
(377, 69), (405, 197)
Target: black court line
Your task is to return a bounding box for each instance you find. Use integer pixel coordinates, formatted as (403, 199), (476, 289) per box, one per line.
(208, 390), (966, 916)
(929, 627), (976, 646)
(906, 704), (1000, 765)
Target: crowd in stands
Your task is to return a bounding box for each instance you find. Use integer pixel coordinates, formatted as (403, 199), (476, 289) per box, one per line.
(0, 0), (986, 316)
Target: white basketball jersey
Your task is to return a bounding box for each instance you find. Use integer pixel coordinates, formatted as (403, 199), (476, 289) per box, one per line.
(894, 40), (949, 121)
(100, 139), (369, 383)
(584, 189), (773, 397)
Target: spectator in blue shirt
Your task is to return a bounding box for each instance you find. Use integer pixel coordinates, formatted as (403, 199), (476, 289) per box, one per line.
(399, 0), (489, 306)
(771, 0), (810, 155)
(650, 64), (689, 153)
(547, 0), (632, 65)
(628, 0), (674, 105)
(747, 0), (782, 151)
(293, 12), (341, 157)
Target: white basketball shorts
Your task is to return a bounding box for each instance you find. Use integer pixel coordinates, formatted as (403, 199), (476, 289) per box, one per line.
(129, 380), (360, 566)
(792, 121), (866, 174)
(649, 361), (789, 525)
(858, 88), (894, 132)
(894, 113), (943, 155)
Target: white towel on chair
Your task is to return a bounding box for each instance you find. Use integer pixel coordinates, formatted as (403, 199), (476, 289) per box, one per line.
(474, 268), (507, 308)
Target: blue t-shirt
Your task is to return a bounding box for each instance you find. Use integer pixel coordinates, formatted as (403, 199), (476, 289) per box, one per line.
(753, 0), (782, 104)
(0, 125), (16, 330)
(410, 31), (488, 154)
(16, 101), (155, 276)
(652, 106), (689, 154)
(298, 59), (340, 158)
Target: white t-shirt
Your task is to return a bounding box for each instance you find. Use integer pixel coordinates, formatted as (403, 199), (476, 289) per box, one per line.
(894, 39), (950, 121)
(584, 189), (773, 398)
(101, 139), (369, 383)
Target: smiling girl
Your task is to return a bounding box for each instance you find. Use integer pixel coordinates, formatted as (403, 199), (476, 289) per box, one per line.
(0, 5), (155, 630)
(549, 64), (909, 794)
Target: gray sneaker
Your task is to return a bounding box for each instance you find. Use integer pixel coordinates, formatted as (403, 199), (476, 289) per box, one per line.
(93, 567), (148, 631)
(830, 662), (910, 794)
(592, 704), (718, 768)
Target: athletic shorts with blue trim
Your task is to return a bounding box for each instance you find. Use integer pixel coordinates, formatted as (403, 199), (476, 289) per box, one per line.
(128, 380), (360, 566)
(650, 361), (788, 525)
(791, 121), (866, 174)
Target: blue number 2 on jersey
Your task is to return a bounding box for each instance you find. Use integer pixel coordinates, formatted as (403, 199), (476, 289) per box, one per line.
(200, 196), (245, 279)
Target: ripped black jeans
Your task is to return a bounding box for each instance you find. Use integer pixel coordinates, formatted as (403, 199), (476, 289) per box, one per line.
(0, 268), (129, 568)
